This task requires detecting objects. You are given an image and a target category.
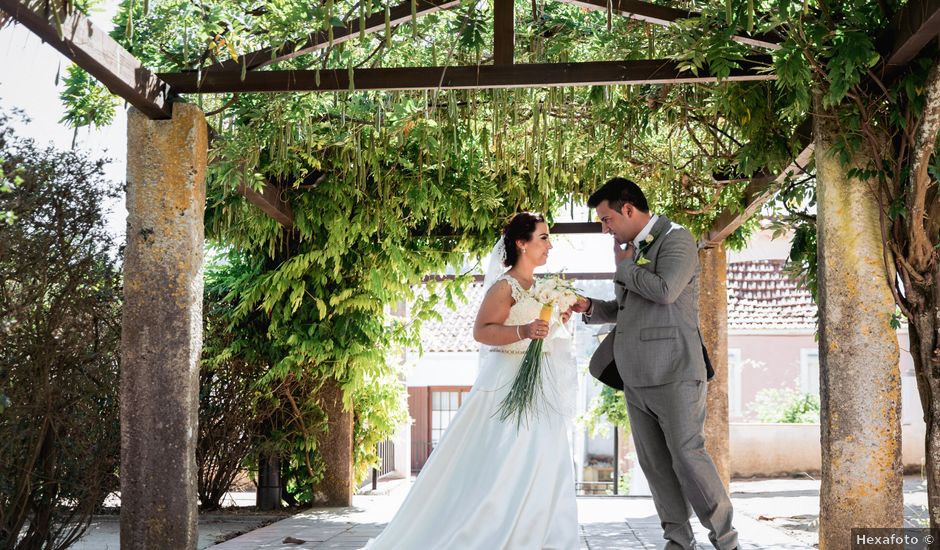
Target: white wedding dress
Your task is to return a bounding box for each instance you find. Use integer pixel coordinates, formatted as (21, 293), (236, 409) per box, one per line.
(364, 274), (579, 550)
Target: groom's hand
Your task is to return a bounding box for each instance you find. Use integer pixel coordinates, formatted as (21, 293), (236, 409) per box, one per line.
(570, 297), (591, 314)
(613, 239), (635, 265)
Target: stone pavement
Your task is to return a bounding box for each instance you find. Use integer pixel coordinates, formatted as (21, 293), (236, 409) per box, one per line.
(208, 479), (819, 550)
(72, 476), (929, 549)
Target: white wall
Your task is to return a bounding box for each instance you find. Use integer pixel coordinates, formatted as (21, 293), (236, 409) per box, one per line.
(728, 422), (926, 477)
(727, 228), (793, 262)
(405, 352), (479, 386)
(391, 420), (411, 479)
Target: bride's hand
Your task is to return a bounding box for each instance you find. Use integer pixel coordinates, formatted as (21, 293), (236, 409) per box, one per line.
(522, 319), (550, 340)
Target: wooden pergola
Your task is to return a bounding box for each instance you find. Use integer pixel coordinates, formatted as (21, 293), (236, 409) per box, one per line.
(2, 0), (939, 547)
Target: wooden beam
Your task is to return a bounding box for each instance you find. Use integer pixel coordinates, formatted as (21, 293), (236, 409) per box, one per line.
(160, 57), (774, 93)
(878, 0), (940, 76)
(555, 0), (781, 50)
(551, 222), (601, 233)
(206, 125), (297, 228)
(425, 271), (615, 282)
(203, 0), (460, 74)
(0, 0), (172, 119)
(494, 0), (514, 65)
(702, 118), (814, 248)
(237, 181), (294, 228)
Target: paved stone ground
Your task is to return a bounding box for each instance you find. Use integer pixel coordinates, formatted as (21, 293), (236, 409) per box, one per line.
(71, 476), (930, 549)
(209, 479), (818, 550)
(72, 493), (287, 550)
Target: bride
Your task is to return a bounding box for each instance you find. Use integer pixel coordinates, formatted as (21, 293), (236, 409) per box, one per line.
(364, 212), (579, 550)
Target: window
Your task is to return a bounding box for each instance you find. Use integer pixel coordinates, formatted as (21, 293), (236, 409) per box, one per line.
(800, 348), (820, 396)
(728, 349), (742, 418)
(430, 389), (470, 447)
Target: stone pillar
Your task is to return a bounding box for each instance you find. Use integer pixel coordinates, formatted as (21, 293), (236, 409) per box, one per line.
(315, 377), (354, 506)
(698, 243), (730, 489)
(815, 97), (902, 549)
(121, 103), (207, 549)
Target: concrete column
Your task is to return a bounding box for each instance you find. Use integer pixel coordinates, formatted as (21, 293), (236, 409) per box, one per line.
(698, 243), (730, 489)
(815, 97), (903, 549)
(315, 377), (354, 506)
(121, 103), (207, 549)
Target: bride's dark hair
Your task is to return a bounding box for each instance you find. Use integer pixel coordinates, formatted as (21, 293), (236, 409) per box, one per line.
(502, 212), (546, 267)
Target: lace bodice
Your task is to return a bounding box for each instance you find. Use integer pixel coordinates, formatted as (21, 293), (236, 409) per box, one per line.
(492, 274), (544, 353)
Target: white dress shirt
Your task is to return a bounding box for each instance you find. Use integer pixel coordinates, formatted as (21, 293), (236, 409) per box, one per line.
(632, 214), (659, 251)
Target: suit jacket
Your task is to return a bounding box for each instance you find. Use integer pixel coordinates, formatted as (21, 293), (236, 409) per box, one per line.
(585, 215), (712, 388)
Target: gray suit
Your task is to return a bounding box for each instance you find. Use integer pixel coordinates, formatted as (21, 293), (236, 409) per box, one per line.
(585, 215), (738, 550)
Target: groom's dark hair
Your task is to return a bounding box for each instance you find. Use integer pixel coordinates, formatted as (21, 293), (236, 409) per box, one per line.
(587, 177), (650, 214)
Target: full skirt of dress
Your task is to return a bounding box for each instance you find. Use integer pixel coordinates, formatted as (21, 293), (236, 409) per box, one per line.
(363, 349), (579, 550)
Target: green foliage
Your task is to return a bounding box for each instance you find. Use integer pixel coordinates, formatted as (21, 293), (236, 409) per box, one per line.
(821, 29), (880, 108)
(0, 110), (122, 549)
(617, 470), (633, 495)
(54, 0), (813, 503)
(351, 366), (410, 484)
(579, 385), (630, 439)
(786, 222), (819, 301)
(0, 0), (98, 29)
(0, 161), (16, 226)
(197, 253), (281, 510)
(58, 65), (118, 135)
(57, 0), (778, 240)
(749, 388), (820, 424)
(0, 110), (21, 227)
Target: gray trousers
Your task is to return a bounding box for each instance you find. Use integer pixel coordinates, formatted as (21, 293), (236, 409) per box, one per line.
(623, 380), (738, 550)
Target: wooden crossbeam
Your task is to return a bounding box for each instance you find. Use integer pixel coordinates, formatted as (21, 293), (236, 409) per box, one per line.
(0, 0), (172, 119)
(425, 271), (615, 282)
(205, 125), (297, 228)
(878, 0), (940, 76)
(202, 0), (460, 74)
(412, 221), (602, 238)
(160, 57), (774, 93)
(494, 0), (514, 65)
(551, 222), (602, 233)
(555, 0), (781, 50)
(237, 181), (295, 228)
(702, 118), (814, 248)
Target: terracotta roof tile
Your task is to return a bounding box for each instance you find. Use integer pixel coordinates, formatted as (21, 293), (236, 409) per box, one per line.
(417, 284), (486, 354)
(419, 261), (819, 352)
(727, 259), (816, 331)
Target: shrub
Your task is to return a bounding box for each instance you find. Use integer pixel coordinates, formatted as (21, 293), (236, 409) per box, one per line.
(0, 112), (122, 549)
(748, 387), (820, 424)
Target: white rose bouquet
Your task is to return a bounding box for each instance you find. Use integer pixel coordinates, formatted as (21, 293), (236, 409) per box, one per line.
(496, 275), (580, 427)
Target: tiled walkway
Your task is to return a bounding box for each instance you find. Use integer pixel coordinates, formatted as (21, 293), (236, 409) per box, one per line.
(209, 481), (814, 550)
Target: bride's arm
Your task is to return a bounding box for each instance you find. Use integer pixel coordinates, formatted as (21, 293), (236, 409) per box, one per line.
(473, 281), (548, 346)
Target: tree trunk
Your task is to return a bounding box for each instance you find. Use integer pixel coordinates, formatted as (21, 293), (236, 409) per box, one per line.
(815, 96), (903, 549)
(699, 244), (730, 489)
(314, 377), (354, 506)
(897, 50), (940, 536)
(906, 271), (940, 528)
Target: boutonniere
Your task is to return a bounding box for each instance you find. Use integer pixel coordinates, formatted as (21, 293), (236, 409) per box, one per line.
(634, 230), (660, 266)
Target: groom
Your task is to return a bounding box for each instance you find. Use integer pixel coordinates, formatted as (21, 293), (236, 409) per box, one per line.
(571, 177), (738, 550)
